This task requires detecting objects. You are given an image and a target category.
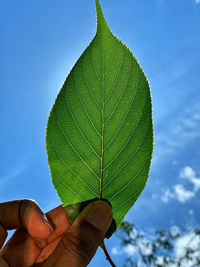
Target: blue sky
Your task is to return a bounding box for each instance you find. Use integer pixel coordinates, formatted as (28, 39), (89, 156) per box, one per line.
(1, 0), (200, 266)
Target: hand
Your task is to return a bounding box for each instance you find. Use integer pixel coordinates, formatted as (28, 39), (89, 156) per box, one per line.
(0, 199), (112, 267)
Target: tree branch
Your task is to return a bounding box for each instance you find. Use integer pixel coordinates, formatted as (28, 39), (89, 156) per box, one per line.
(102, 240), (116, 267)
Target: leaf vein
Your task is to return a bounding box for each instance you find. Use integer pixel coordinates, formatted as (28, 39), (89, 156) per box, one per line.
(113, 185), (145, 212)
(104, 39), (116, 76)
(104, 65), (140, 152)
(105, 52), (132, 125)
(99, 25), (105, 199)
(55, 104), (100, 180)
(48, 134), (99, 197)
(49, 158), (85, 201)
(74, 71), (101, 137)
(103, 93), (148, 170)
(105, 46), (124, 103)
(64, 88), (101, 160)
(90, 46), (102, 84)
(103, 124), (151, 190)
(82, 58), (102, 111)
(108, 156), (150, 202)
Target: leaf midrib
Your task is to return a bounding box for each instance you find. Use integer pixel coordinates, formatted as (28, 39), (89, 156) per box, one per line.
(99, 30), (105, 199)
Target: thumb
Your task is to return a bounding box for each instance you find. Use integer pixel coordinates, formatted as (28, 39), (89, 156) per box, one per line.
(40, 201), (113, 267)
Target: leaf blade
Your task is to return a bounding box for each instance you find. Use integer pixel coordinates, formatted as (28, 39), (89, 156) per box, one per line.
(46, 0), (153, 237)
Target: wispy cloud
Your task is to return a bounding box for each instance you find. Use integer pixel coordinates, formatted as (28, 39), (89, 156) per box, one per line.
(180, 166), (200, 192)
(161, 189), (175, 203)
(0, 162), (27, 186)
(161, 185), (194, 203)
(152, 102), (200, 168)
(112, 244), (137, 257)
(161, 166), (200, 203)
(173, 184), (195, 203)
(162, 104), (200, 149)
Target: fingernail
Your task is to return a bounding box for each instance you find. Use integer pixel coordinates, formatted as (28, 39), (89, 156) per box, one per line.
(86, 201), (112, 232)
(42, 214), (53, 233)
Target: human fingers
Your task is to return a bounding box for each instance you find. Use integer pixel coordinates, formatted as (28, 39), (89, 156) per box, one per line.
(0, 256), (9, 267)
(0, 205), (71, 267)
(45, 205), (71, 244)
(0, 199), (53, 240)
(35, 200), (113, 267)
(34, 205), (72, 263)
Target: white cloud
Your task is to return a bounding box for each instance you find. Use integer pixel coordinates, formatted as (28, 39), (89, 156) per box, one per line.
(161, 185), (194, 203)
(161, 189), (174, 203)
(175, 231), (200, 266)
(173, 184), (195, 203)
(161, 166), (200, 203)
(111, 247), (121, 255)
(180, 166), (195, 180)
(111, 244), (136, 257)
(180, 166), (200, 192)
(112, 235), (152, 258)
(123, 244), (137, 256)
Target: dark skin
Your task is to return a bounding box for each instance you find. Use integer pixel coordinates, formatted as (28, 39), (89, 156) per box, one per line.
(0, 199), (112, 267)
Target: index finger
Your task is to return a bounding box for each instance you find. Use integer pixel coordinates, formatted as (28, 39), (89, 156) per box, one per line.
(0, 204), (72, 266)
(0, 199), (53, 240)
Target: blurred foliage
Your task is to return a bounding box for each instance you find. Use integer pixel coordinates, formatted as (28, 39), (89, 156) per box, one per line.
(118, 221), (200, 267)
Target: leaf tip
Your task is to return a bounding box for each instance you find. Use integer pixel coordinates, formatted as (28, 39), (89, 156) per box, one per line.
(95, 0), (108, 32)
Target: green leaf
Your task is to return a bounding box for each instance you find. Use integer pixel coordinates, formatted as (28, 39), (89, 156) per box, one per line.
(46, 0), (153, 238)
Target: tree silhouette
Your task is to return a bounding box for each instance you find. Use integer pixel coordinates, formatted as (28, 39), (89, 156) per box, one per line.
(118, 221), (200, 267)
